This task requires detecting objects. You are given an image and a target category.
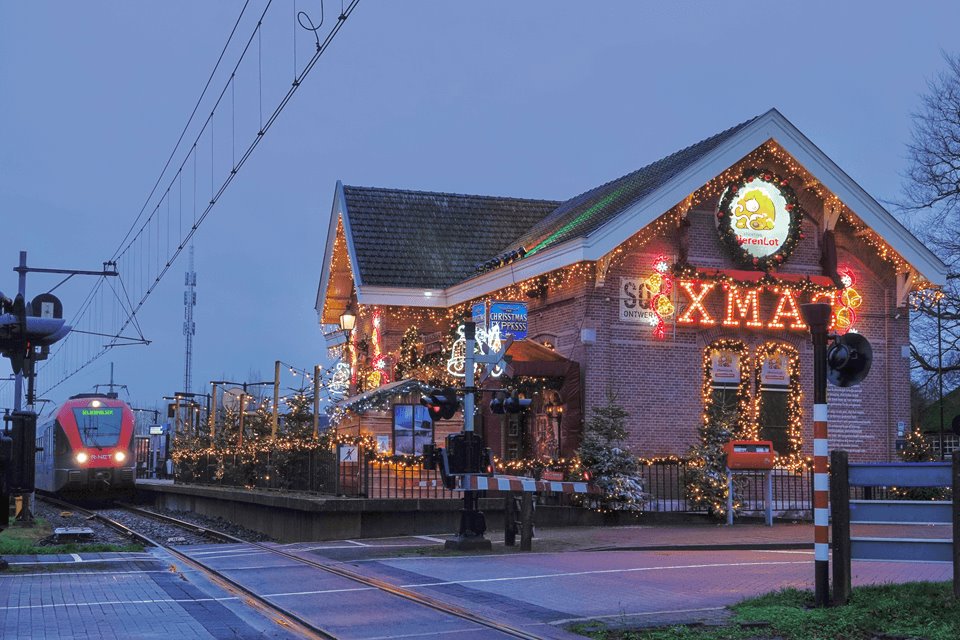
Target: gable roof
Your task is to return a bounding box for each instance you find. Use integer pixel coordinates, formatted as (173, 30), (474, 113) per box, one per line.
(513, 116), (758, 258)
(319, 109), (948, 313)
(342, 185), (558, 289)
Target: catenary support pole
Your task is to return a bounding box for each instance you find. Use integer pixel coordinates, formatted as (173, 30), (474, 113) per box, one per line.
(938, 297), (945, 460)
(209, 383), (218, 439)
(272, 360), (280, 440)
(13, 252), (26, 411)
(313, 365), (321, 438)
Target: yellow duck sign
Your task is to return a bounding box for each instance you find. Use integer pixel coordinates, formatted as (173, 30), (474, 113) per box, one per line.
(733, 189), (777, 231)
(716, 169), (804, 270)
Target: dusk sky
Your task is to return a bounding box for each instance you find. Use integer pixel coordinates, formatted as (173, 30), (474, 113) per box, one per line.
(2, 1), (959, 417)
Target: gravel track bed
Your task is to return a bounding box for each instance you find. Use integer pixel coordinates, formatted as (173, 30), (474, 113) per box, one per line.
(96, 508), (219, 546)
(34, 500), (132, 547)
(136, 507), (274, 543)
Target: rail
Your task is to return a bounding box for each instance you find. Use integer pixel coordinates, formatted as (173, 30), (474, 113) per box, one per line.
(38, 495), (547, 639)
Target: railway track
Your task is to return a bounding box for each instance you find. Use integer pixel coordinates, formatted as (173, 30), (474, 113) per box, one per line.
(37, 496), (548, 640)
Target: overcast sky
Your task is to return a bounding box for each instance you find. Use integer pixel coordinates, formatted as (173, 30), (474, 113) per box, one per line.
(2, 1), (958, 416)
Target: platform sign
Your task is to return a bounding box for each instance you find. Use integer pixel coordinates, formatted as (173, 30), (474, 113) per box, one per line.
(490, 301), (527, 340)
(338, 444), (358, 462)
(471, 302), (487, 331)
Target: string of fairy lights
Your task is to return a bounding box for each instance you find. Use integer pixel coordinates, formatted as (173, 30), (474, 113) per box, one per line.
(172, 138), (939, 508)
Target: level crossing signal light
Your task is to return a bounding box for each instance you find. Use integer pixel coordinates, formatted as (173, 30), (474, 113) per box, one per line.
(0, 293), (70, 374)
(826, 333), (872, 388)
(422, 432), (494, 489)
(491, 391), (531, 414)
(2, 412), (36, 493)
(420, 388), (459, 421)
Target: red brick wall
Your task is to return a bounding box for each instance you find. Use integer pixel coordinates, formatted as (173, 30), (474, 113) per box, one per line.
(366, 197), (911, 464)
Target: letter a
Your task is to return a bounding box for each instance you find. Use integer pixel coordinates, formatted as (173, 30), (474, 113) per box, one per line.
(768, 288), (807, 330)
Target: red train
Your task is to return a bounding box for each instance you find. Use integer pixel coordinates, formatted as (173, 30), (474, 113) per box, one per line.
(35, 393), (137, 495)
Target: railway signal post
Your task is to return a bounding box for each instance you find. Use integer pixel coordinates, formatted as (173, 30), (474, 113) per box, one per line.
(1, 250), (116, 524)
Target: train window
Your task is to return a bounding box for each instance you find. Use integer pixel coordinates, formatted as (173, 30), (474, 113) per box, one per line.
(72, 407), (123, 447)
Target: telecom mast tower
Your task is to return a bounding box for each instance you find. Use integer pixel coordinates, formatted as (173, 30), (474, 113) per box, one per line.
(183, 245), (197, 393)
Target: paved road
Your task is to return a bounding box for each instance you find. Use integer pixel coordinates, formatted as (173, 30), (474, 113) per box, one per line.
(0, 524), (952, 638)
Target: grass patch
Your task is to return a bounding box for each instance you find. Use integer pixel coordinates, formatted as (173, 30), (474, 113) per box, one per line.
(571, 582), (960, 640)
(1, 519), (143, 555)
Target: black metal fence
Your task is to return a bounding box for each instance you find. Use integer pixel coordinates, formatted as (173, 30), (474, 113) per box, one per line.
(639, 459), (814, 515)
(174, 450), (815, 515)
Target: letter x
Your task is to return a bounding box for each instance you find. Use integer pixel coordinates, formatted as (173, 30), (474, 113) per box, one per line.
(678, 281), (717, 325)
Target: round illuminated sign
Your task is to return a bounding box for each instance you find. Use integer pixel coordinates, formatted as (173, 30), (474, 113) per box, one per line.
(716, 170), (803, 270)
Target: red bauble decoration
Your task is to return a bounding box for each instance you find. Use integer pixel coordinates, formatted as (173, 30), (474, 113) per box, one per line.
(785, 203), (795, 211)
(763, 173), (772, 181)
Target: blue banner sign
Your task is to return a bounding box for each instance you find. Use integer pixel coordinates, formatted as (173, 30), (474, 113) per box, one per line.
(489, 301), (528, 340)
(471, 302), (487, 331)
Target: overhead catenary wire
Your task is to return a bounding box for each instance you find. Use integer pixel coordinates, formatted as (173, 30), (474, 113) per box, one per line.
(111, 0), (253, 261)
(38, 0), (360, 396)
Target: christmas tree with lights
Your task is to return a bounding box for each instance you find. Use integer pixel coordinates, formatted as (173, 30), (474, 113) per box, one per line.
(576, 394), (646, 512)
(686, 398), (740, 518)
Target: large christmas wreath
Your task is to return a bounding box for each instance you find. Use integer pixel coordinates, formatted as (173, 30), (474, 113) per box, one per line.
(715, 169), (804, 271)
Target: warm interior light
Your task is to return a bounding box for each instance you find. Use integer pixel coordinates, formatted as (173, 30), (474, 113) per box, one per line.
(114, 451), (127, 463)
(75, 452), (89, 464)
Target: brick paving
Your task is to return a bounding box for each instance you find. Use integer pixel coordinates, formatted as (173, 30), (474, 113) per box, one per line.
(0, 551), (300, 639)
(0, 520), (952, 638)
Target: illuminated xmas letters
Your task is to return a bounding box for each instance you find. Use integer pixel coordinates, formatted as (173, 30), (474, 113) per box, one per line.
(722, 285), (762, 328)
(676, 279), (845, 331)
(678, 281), (717, 326)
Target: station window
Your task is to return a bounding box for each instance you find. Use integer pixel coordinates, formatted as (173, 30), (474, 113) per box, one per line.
(703, 340), (751, 433)
(703, 340), (802, 462)
(392, 404), (433, 455)
(755, 342), (800, 460)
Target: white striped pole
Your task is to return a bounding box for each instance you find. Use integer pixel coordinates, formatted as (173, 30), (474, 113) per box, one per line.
(813, 403), (830, 590)
(801, 302), (833, 607)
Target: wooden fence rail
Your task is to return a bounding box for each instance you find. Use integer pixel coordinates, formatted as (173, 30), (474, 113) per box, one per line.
(830, 451), (959, 605)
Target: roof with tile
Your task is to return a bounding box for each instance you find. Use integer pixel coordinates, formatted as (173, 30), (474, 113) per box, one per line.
(342, 185), (559, 289)
(342, 117), (760, 290)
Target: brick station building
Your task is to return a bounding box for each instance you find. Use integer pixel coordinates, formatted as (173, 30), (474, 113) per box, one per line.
(316, 109), (947, 464)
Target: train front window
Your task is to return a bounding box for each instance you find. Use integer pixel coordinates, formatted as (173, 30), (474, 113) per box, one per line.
(72, 407), (123, 447)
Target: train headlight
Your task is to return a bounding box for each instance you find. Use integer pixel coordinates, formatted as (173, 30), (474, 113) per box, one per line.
(114, 451), (127, 463)
(75, 451), (89, 464)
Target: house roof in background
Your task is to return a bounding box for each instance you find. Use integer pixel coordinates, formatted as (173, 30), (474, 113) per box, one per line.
(342, 185), (559, 289)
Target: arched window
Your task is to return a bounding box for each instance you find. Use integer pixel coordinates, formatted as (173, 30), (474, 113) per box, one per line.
(702, 339), (751, 435)
(753, 342), (802, 464)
